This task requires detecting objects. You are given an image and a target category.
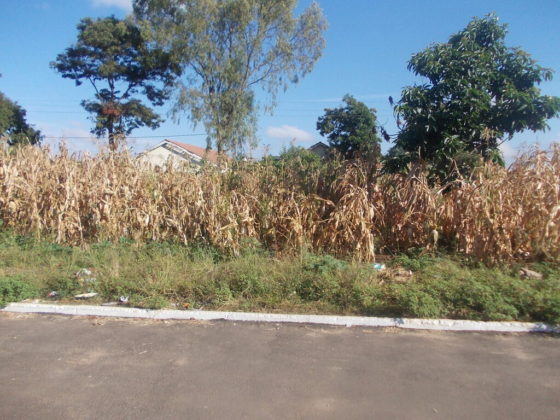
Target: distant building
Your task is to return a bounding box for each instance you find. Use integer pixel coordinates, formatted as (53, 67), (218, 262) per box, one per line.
(308, 141), (330, 158)
(138, 139), (221, 168)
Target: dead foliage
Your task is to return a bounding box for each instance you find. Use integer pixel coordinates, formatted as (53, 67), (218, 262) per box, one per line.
(0, 143), (558, 264)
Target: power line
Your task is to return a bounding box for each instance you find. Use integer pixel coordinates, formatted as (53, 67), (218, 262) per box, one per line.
(29, 110), (86, 114)
(43, 133), (207, 140)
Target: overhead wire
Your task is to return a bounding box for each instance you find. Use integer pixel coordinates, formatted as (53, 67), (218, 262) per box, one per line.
(42, 133), (207, 140)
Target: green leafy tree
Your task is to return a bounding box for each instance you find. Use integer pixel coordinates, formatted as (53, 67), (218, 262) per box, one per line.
(316, 94), (381, 160)
(277, 145), (322, 168)
(51, 16), (179, 150)
(0, 92), (42, 146)
(134, 0), (327, 154)
(266, 145), (326, 193)
(386, 14), (560, 180)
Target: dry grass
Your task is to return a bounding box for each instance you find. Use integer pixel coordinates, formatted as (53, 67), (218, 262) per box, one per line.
(0, 143), (558, 263)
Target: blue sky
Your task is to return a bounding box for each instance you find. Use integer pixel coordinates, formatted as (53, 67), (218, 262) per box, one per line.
(1, 0), (559, 159)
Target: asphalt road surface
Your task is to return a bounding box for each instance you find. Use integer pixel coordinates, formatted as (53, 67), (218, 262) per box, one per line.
(1, 312), (558, 419)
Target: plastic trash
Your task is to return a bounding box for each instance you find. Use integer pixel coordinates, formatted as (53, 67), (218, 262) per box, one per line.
(76, 268), (97, 285)
(75, 292), (98, 299)
(372, 263), (386, 271)
(119, 296), (129, 303)
(76, 268), (93, 278)
(47, 291), (58, 297)
(519, 268), (543, 280)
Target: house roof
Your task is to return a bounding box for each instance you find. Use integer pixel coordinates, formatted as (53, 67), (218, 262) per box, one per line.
(165, 139), (221, 164)
(309, 141), (329, 151)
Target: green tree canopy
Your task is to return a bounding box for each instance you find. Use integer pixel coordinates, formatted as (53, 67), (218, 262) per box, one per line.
(51, 16), (179, 149)
(386, 14), (560, 180)
(0, 92), (42, 146)
(134, 0), (327, 154)
(316, 94), (381, 160)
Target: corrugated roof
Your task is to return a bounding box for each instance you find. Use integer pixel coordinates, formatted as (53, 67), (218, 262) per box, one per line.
(165, 139), (221, 164)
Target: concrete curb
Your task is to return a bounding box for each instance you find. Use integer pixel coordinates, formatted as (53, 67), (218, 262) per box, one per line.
(3, 302), (559, 333)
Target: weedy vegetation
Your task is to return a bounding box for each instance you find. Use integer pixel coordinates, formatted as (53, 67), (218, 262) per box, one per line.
(0, 144), (558, 322)
(0, 230), (558, 322)
(0, 144), (558, 263)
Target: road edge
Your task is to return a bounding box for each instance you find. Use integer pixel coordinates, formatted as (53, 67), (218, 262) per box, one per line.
(2, 302), (559, 333)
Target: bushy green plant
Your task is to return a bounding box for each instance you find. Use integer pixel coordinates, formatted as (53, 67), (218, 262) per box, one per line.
(0, 230), (558, 322)
(390, 285), (445, 318)
(228, 273), (269, 299)
(43, 242), (73, 255)
(273, 146), (325, 193)
(238, 237), (269, 258)
(0, 276), (37, 307)
(45, 276), (81, 298)
(297, 272), (341, 302)
(297, 254), (348, 301)
(139, 295), (169, 310)
(302, 253), (348, 274)
(390, 253), (436, 272)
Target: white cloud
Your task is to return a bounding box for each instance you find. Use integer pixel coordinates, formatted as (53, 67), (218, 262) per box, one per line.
(265, 125), (315, 142)
(499, 142), (519, 164)
(37, 121), (100, 154)
(91, 0), (132, 11)
(38, 121), (91, 138)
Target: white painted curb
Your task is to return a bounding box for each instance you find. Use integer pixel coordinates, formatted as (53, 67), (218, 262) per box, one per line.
(3, 302), (559, 333)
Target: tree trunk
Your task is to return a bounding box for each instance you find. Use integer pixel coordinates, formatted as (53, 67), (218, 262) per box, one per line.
(107, 117), (116, 152)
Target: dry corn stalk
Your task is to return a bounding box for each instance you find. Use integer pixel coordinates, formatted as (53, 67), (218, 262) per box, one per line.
(0, 143), (558, 263)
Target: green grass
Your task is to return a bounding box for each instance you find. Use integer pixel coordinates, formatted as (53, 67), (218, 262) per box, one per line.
(0, 230), (558, 323)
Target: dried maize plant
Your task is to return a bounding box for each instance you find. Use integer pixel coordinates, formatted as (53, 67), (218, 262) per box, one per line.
(229, 159), (323, 256)
(0, 143), (558, 263)
(374, 167), (444, 253)
(445, 145), (560, 262)
(312, 163), (376, 260)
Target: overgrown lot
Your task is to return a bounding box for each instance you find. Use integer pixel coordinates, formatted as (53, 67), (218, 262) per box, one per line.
(1, 144), (559, 264)
(1, 231), (558, 323)
(1, 145), (559, 322)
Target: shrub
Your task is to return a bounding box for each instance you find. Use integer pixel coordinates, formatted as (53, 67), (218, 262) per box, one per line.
(0, 276), (37, 307)
(45, 276), (82, 298)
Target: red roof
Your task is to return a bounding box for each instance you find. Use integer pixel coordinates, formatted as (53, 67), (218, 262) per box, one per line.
(165, 139), (221, 164)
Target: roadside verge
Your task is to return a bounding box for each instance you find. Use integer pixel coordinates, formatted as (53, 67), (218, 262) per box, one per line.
(3, 302), (559, 333)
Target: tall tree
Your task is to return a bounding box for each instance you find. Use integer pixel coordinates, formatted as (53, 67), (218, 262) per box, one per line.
(134, 0), (327, 154)
(386, 14), (560, 180)
(51, 16), (179, 150)
(316, 94), (381, 160)
(0, 92), (42, 146)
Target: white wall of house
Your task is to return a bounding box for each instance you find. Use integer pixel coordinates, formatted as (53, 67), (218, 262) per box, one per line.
(138, 143), (202, 168)
(139, 146), (181, 167)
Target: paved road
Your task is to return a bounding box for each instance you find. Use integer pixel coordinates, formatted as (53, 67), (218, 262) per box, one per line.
(1, 313), (558, 419)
